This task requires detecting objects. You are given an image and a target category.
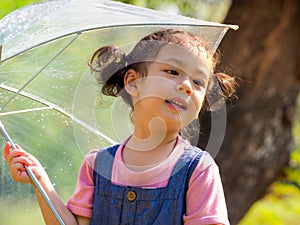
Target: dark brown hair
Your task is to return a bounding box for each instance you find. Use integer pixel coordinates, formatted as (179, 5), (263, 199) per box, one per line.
(88, 28), (237, 112)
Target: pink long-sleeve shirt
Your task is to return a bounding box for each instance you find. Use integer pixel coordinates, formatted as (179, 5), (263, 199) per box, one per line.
(66, 136), (230, 225)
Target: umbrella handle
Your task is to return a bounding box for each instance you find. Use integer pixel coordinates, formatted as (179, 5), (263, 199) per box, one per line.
(0, 121), (66, 225)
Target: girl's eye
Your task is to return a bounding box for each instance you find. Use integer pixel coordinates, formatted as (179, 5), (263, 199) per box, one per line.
(165, 69), (179, 76)
(193, 79), (204, 87)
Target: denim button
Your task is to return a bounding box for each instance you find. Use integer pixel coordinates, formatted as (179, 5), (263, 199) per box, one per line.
(127, 191), (136, 202)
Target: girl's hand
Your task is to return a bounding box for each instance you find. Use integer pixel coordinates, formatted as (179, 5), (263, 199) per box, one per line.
(4, 142), (49, 185)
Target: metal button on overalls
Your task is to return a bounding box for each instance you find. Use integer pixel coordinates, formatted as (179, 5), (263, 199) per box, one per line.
(127, 191), (136, 202)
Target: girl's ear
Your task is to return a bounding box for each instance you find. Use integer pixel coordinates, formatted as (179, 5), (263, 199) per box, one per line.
(124, 69), (140, 97)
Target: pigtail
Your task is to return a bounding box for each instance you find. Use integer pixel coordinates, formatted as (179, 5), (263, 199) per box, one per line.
(88, 45), (128, 97)
(215, 72), (237, 99)
(204, 72), (238, 111)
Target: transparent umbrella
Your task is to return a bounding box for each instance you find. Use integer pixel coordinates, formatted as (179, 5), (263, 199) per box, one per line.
(0, 0), (238, 224)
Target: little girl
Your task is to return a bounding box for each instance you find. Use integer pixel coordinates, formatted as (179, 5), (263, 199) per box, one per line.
(4, 29), (236, 225)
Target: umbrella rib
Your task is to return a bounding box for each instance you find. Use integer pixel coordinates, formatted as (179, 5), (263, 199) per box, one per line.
(0, 106), (52, 116)
(0, 32), (81, 112)
(0, 84), (117, 145)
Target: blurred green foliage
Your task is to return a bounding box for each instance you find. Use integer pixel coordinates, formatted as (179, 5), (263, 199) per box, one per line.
(0, 0), (43, 19)
(116, 0), (231, 22)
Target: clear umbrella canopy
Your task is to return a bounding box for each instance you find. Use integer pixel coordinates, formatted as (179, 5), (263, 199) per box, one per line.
(0, 0), (237, 223)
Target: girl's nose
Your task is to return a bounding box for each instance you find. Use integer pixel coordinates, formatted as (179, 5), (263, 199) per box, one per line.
(176, 79), (193, 96)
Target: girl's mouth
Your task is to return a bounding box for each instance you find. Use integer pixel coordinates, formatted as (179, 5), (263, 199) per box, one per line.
(165, 99), (187, 110)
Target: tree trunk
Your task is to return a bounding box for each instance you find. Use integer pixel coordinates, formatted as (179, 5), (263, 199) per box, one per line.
(198, 0), (300, 224)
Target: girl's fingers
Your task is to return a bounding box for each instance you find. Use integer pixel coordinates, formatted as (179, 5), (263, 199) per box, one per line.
(3, 142), (12, 159)
(10, 155), (33, 167)
(3, 142), (23, 158)
(5, 148), (24, 164)
(15, 144), (22, 150)
(10, 162), (31, 183)
(8, 153), (34, 183)
(4, 143), (44, 184)
(11, 161), (26, 171)
(4, 144), (34, 167)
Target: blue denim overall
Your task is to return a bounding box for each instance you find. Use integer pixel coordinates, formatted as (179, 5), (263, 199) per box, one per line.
(91, 144), (204, 225)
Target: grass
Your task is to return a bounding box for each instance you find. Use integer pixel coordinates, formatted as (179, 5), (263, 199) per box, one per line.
(239, 183), (300, 225)
(0, 198), (44, 225)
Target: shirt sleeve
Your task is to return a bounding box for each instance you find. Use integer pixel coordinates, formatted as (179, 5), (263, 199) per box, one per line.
(183, 152), (230, 225)
(66, 149), (98, 218)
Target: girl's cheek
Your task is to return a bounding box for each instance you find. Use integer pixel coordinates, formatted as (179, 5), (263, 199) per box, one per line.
(194, 94), (205, 111)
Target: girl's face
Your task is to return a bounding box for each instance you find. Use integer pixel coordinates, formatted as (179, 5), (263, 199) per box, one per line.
(129, 43), (211, 133)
